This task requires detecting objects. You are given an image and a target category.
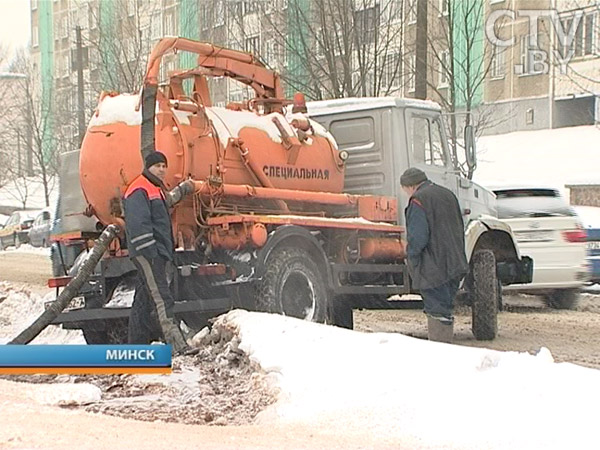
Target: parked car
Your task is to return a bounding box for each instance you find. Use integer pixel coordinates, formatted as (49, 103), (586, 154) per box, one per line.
(28, 209), (53, 248)
(572, 205), (600, 285)
(492, 185), (588, 309)
(0, 210), (40, 250)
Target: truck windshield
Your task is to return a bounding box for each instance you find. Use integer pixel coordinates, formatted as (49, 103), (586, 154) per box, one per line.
(494, 188), (575, 219)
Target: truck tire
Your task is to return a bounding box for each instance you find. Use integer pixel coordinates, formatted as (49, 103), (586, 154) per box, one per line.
(330, 296), (353, 329)
(470, 250), (498, 340)
(82, 319), (128, 344)
(255, 246), (329, 322)
(543, 288), (580, 310)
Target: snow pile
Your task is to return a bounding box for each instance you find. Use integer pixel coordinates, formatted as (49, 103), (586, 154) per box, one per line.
(2, 244), (51, 256)
(87, 93), (143, 128)
(0, 282), (84, 345)
(205, 106), (297, 148)
(573, 205), (600, 229)
(219, 310), (600, 450)
(475, 125), (600, 196)
(29, 382), (101, 406)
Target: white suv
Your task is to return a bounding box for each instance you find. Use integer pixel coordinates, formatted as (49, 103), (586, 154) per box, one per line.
(492, 186), (588, 309)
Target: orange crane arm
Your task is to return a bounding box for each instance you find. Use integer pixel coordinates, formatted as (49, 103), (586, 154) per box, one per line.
(144, 37), (284, 99)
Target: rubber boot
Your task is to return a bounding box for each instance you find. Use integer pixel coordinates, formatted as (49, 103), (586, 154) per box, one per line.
(427, 316), (454, 343)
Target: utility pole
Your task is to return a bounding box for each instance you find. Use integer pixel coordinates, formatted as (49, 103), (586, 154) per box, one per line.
(16, 132), (21, 176)
(414, 0), (428, 100)
(76, 25), (85, 147)
(25, 87), (33, 176)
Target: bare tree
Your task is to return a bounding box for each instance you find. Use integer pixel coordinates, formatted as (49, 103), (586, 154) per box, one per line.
(194, 0), (408, 102)
(423, 0), (501, 179)
(2, 50), (57, 208)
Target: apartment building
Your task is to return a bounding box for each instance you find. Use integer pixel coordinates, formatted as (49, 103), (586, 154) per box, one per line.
(29, 0), (600, 149)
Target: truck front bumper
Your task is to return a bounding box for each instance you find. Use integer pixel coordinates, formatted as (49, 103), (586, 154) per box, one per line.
(497, 256), (534, 285)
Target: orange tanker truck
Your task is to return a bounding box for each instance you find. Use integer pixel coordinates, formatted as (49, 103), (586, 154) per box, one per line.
(46, 37), (532, 343)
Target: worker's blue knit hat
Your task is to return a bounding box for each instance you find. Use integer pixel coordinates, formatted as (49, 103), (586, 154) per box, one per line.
(145, 151), (168, 169)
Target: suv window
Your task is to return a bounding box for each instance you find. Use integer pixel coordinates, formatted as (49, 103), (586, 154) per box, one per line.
(494, 188), (575, 219)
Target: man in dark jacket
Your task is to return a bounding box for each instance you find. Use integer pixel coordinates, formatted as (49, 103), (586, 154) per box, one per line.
(400, 167), (468, 343)
(123, 151), (194, 353)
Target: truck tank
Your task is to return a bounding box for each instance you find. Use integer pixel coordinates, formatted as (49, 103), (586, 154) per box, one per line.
(80, 90), (345, 227)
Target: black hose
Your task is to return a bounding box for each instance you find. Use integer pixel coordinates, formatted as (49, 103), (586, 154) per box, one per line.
(8, 224), (120, 345)
(141, 84), (158, 162)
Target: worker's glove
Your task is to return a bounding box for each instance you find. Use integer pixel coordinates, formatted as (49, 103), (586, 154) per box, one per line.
(167, 179), (195, 207)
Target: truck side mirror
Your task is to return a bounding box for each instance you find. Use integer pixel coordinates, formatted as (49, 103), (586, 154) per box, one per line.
(464, 125), (477, 171)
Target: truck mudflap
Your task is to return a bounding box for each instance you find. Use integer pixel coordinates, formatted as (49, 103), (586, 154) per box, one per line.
(497, 256), (534, 285)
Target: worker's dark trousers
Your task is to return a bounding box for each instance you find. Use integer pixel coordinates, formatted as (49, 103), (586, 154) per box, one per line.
(420, 277), (461, 323)
(128, 255), (188, 352)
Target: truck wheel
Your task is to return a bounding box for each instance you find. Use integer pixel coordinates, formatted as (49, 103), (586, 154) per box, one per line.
(256, 247), (329, 322)
(82, 319), (128, 344)
(330, 296), (354, 329)
(470, 250), (498, 340)
(543, 289), (580, 310)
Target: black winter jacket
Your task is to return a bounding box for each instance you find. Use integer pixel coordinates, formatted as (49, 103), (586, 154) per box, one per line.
(123, 170), (174, 261)
(405, 180), (468, 289)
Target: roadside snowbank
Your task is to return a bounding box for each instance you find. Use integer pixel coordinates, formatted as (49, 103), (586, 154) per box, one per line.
(222, 310), (599, 450)
(0, 282), (84, 345)
(475, 125), (600, 195)
(1, 243), (51, 256)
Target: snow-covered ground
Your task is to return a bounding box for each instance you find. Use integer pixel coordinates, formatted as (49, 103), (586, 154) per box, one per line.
(1, 243), (52, 256)
(1, 277), (599, 448)
(0, 282), (84, 345)
(475, 125), (600, 196)
(226, 310), (598, 450)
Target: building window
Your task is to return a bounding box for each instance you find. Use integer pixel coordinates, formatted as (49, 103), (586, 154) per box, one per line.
(151, 12), (162, 39)
(215, 0), (225, 26)
(439, 0), (449, 16)
(164, 12), (175, 35)
(265, 38), (276, 66)
(32, 26), (39, 47)
(439, 49), (450, 87)
(63, 53), (70, 77)
(526, 108), (534, 125)
(355, 4), (380, 45)
(245, 35), (260, 56)
(243, 1), (257, 15)
(490, 44), (505, 78)
(408, 54), (416, 92)
(62, 16), (69, 39)
(127, 0), (136, 17)
(561, 12), (597, 59)
(382, 53), (401, 89)
(407, 0), (416, 24)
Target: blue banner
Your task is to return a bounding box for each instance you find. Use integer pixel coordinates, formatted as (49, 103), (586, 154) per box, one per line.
(0, 345), (172, 368)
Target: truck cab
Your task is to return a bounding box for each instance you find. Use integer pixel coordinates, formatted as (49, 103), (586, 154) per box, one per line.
(307, 97), (495, 224)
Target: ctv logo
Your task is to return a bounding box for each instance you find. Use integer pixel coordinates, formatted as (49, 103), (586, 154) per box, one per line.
(486, 9), (585, 75)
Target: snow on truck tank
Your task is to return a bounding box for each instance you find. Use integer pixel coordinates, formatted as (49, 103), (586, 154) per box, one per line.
(80, 92), (346, 226)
